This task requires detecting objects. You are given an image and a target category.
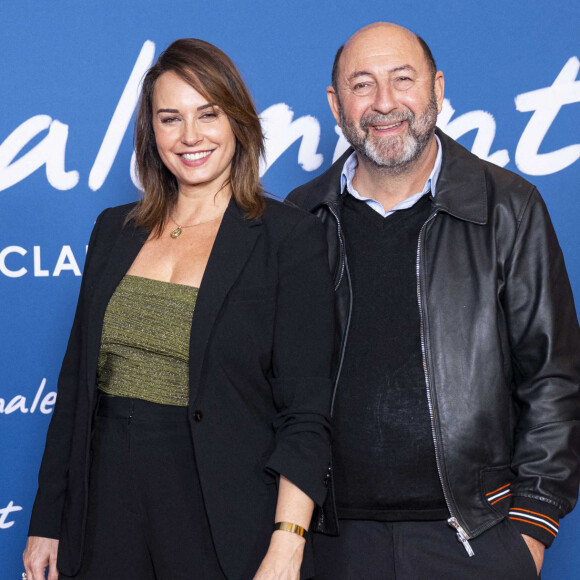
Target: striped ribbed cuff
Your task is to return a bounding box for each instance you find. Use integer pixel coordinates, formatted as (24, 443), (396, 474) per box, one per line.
(509, 496), (561, 548)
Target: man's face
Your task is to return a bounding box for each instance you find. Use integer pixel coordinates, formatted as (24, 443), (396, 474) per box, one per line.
(328, 25), (444, 173)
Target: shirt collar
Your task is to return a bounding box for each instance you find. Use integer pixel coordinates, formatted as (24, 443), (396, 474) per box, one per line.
(340, 134), (442, 216)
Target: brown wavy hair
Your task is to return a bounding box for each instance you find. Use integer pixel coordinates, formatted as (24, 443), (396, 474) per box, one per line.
(129, 38), (265, 235)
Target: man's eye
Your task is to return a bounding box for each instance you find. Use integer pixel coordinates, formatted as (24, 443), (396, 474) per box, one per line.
(394, 77), (414, 88)
(352, 82), (373, 95)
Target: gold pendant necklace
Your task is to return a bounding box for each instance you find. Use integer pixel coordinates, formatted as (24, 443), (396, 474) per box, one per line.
(170, 225), (183, 239)
(168, 213), (223, 239)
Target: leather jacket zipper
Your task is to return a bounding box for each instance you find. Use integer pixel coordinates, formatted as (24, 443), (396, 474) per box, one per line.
(416, 211), (475, 557)
(448, 517), (475, 557)
(323, 201), (474, 550)
(327, 203), (346, 292)
(325, 202), (353, 415)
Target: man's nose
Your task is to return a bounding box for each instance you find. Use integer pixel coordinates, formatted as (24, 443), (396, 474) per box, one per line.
(372, 81), (397, 114)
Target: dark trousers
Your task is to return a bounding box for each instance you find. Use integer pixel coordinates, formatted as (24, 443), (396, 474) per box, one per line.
(313, 518), (539, 580)
(61, 395), (226, 580)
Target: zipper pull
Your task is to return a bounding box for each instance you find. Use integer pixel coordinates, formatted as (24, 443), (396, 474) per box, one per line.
(448, 517), (475, 557)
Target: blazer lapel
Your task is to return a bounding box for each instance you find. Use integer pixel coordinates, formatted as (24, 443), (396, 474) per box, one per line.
(85, 223), (148, 395)
(188, 200), (261, 405)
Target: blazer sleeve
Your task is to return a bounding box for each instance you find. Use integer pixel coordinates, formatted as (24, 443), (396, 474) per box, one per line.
(505, 188), (580, 546)
(28, 210), (107, 538)
(265, 213), (335, 506)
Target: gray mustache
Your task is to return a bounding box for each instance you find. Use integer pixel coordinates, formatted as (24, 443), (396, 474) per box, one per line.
(360, 112), (414, 129)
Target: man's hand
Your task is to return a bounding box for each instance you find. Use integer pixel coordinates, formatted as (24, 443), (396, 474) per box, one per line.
(521, 534), (544, 576)
(23, 536), (59, 580)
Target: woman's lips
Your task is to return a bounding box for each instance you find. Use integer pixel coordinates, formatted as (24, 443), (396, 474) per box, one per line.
(178, 150), (213, 166)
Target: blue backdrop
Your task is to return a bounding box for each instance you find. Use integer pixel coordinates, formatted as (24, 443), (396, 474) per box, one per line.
(1, 1), (579, 577)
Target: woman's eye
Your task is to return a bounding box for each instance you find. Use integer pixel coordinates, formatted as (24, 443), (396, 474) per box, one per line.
(160, 116), (179, 124)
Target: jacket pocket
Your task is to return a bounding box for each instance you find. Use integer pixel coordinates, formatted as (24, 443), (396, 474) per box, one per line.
(481, 465), (517, 516)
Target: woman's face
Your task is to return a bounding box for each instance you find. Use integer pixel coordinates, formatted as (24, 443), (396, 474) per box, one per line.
(152, 70), (236, 198)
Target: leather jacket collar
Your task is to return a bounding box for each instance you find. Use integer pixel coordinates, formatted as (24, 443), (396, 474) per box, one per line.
(299, 129), (488, 225)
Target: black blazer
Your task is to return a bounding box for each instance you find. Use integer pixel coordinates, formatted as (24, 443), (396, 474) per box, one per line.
(29, 197), (335, 579)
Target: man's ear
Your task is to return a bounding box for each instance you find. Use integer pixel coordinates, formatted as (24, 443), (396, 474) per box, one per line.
(434, 71), (445, 114)
(327, 86), (342, 126)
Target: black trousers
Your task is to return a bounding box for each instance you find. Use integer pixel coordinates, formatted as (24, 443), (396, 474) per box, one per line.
(312, 518), (539, 580)
(61, 395), (226, 580)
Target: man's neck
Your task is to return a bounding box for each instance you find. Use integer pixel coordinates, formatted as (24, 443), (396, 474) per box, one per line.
(352, 136), (438, 212)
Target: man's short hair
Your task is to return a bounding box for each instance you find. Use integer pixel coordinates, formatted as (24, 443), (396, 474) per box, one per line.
(331, 44), (345, 93)
(416, 34), (437, 80)
(331, 32), (437, 93)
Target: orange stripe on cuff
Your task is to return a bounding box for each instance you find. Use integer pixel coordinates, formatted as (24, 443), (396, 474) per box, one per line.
(486, 483), (511, 496)
(509, 517), (557, 537)
(510, 508), (559, 528)
(490, 493), (512, 506)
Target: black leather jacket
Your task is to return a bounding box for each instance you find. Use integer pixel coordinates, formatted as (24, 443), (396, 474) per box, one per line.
(287, 129), (580, 550)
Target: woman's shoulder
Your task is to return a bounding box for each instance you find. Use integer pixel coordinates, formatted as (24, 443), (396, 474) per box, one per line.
(262, 195), (320, 229)
(85, 202), (141, 254)
(258, 196), (325, 251)
(95, 201), (139, 228)
(87, 201), (141, 239)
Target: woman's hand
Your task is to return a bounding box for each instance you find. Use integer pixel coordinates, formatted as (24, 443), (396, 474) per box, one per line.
(23, 536), (59, 580)
(254, 475), (313, 579)
(253, 530), (305, 580)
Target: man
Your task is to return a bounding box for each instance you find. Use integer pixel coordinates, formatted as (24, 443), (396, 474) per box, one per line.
(287, 23), (580, 579)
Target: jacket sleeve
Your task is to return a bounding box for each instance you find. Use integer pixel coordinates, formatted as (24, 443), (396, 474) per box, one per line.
(504, 188), (580, 547)
(28, 210), (107, 539)
(265, 213), (335, 506)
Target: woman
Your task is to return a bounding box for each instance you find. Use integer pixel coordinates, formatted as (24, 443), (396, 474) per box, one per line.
(23, 39), (334, 580)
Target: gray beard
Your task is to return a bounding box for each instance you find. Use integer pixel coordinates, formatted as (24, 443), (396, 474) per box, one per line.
(340, 94), (438, 175)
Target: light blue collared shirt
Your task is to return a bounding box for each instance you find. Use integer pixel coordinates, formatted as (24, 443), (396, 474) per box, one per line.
(340, 135), (442, 217)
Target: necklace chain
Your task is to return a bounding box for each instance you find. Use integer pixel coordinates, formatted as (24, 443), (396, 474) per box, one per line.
(168, 212), (223, 239)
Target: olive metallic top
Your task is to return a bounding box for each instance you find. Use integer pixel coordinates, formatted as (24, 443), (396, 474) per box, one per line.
(97, 275), (198, 407)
